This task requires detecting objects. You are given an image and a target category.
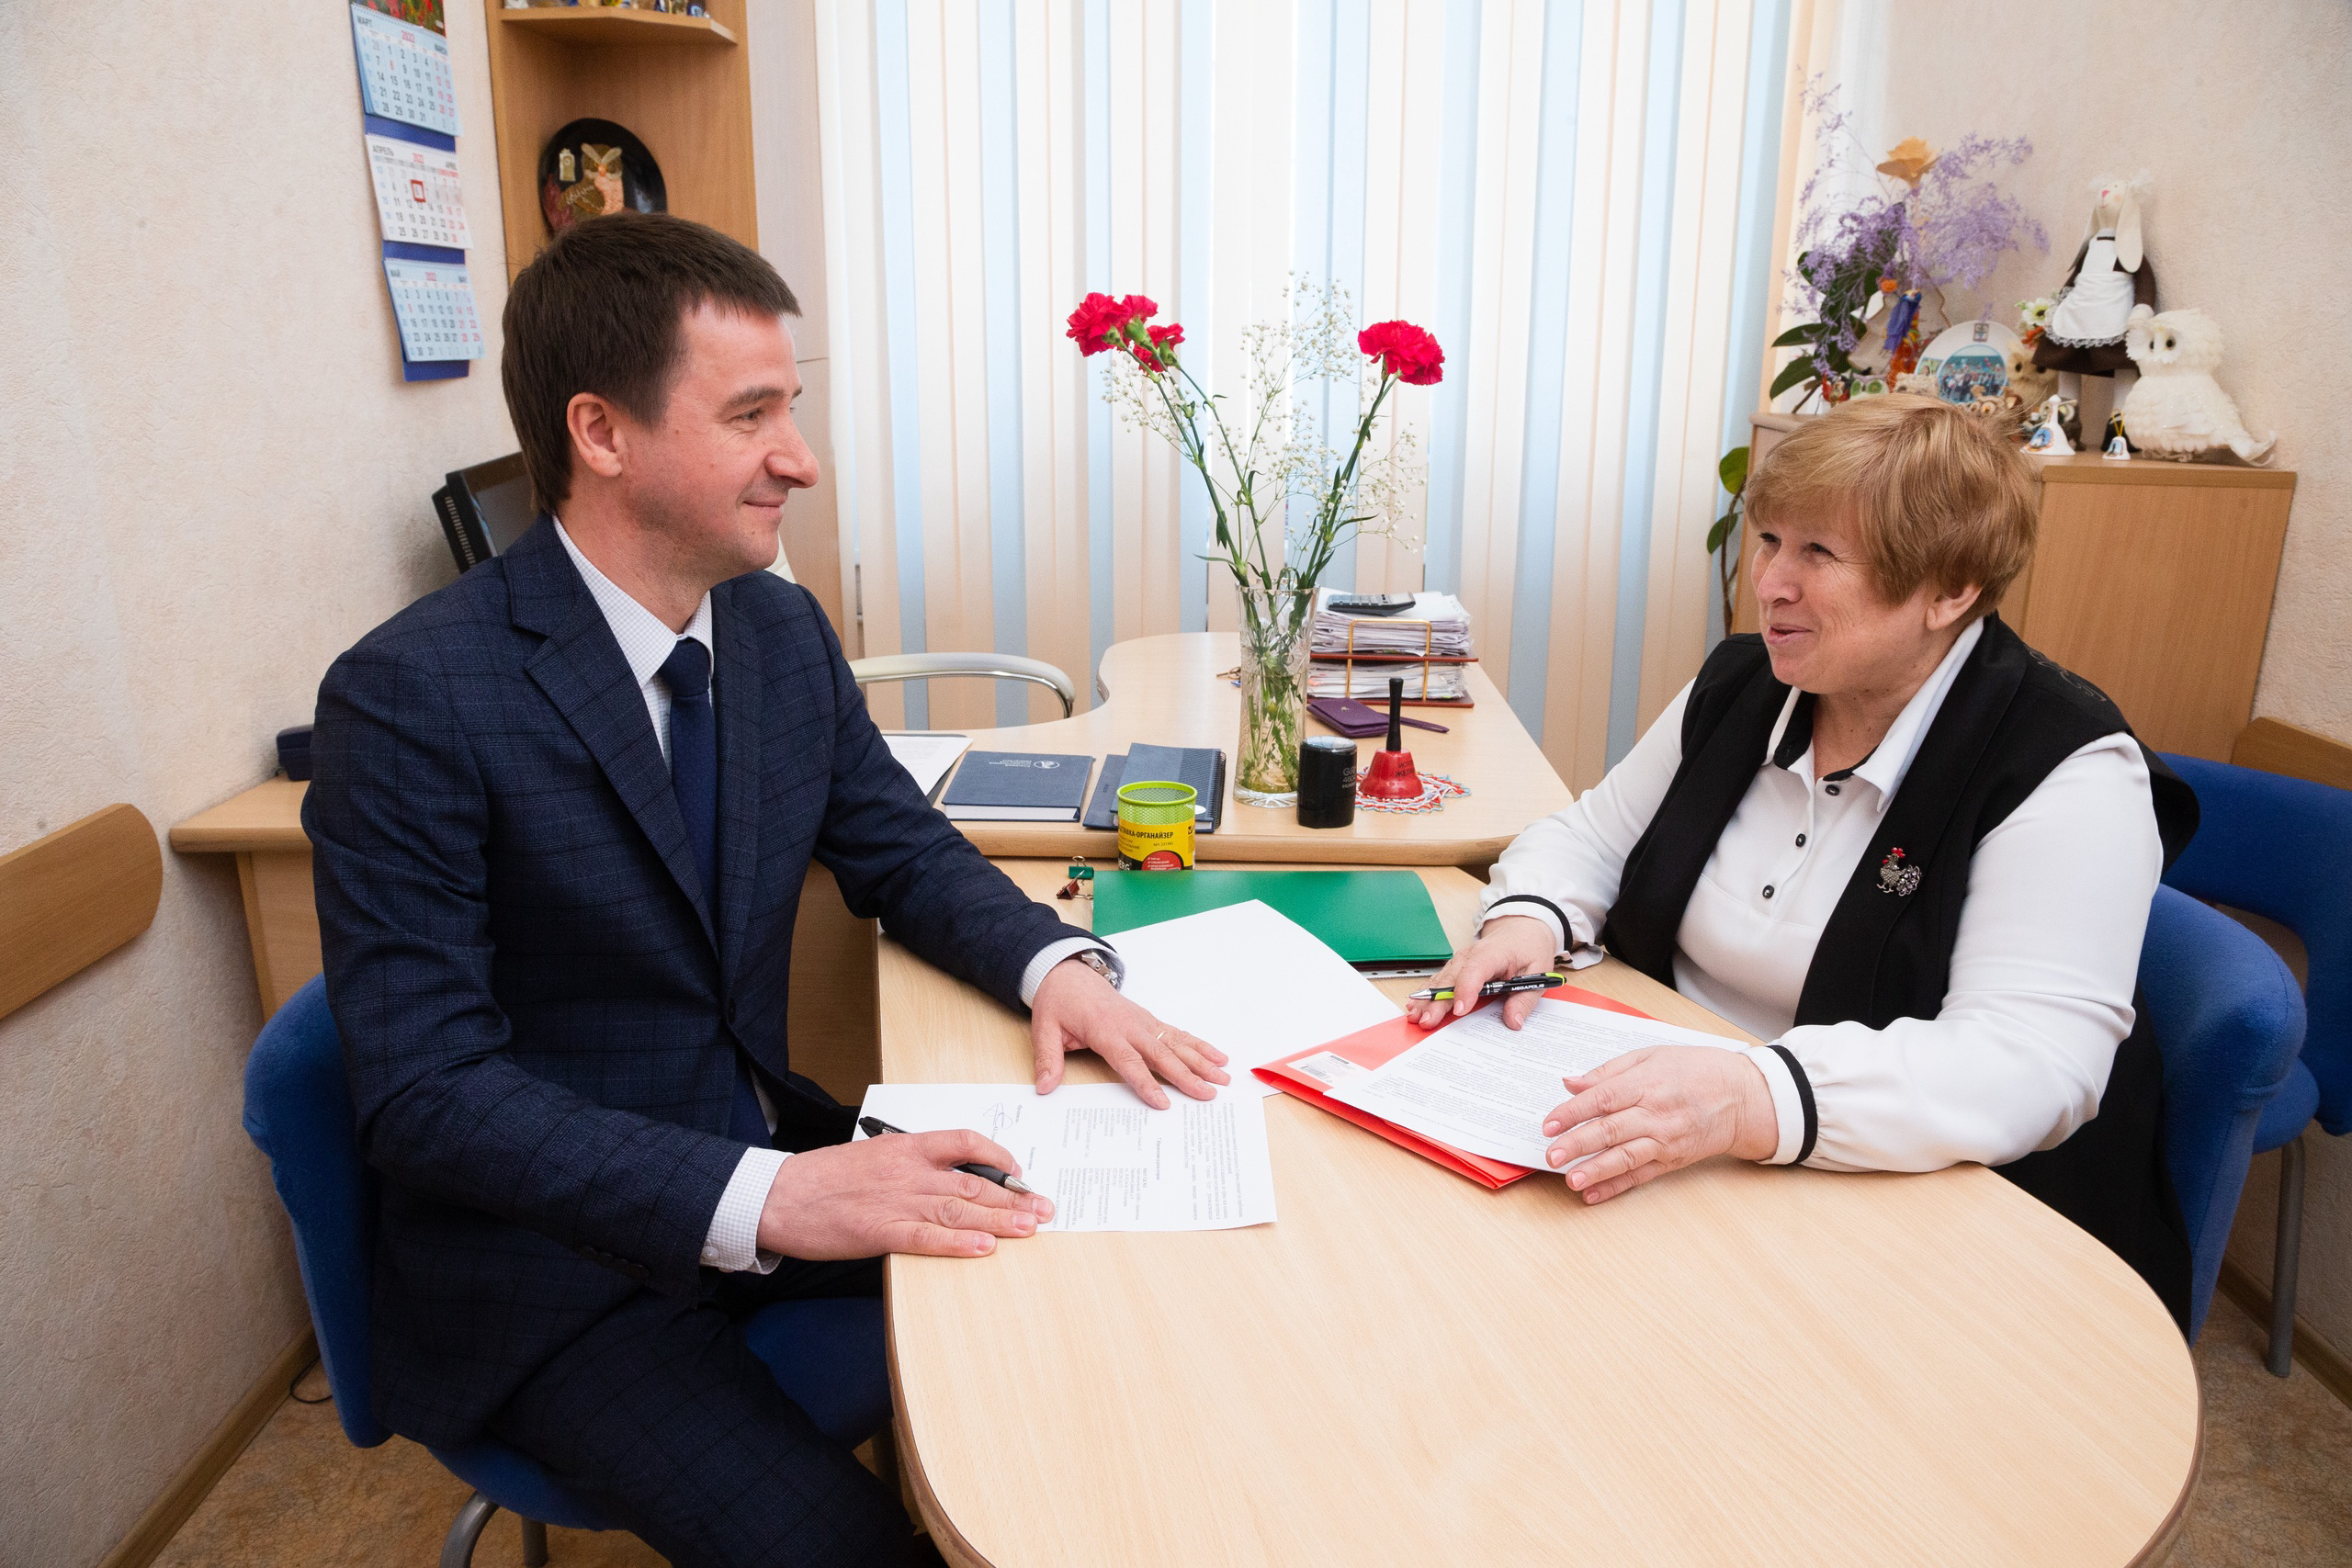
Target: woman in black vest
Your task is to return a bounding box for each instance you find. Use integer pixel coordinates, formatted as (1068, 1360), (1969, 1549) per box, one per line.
(1420, 395), (2195, 1325)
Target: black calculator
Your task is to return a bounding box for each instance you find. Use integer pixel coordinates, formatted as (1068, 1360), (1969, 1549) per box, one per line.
(1326, 592), (1419, 617)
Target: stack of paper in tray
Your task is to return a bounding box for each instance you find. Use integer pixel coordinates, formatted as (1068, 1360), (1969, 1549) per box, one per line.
(1306, 662), (1470, 701)
(1307, 589), (1475, 703)
(1309, 589), (1476, 657)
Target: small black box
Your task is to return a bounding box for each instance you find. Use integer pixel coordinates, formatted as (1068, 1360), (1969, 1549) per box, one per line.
(277, 725), (315, 782)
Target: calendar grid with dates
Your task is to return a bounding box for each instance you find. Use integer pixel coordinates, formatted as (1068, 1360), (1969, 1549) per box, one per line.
(351, 4), (460, 139)
(382, 258), (484, 364)
(366, 135), (472, 250)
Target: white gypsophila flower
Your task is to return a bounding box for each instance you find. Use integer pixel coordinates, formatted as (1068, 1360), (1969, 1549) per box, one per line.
(1091, 274), (1428, 589)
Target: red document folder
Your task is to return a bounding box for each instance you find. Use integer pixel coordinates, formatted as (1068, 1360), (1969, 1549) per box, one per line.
(1253, 984), (1658, 1190)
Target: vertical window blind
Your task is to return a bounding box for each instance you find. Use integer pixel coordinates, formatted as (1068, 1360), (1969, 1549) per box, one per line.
(809, 0), (1792, 789)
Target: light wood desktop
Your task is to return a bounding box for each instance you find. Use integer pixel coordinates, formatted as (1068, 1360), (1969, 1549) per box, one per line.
(940, 632), (1572, 866)
(879, 860), (2199, 1568)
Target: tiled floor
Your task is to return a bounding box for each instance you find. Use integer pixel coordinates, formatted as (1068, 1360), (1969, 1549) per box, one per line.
(159, 1290), (2350, 1566)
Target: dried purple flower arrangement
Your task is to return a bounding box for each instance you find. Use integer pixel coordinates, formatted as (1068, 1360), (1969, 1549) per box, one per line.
(1772, 80), (2048, 408)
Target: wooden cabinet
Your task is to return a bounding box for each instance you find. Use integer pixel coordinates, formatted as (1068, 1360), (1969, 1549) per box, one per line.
(480, 1), (756, 284)
(1737, 413), (2295, 761)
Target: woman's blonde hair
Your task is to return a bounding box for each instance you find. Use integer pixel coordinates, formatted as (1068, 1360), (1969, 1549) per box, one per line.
(1744, 393), (2038, 620)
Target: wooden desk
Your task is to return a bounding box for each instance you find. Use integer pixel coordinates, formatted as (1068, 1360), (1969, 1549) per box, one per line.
(168, 778), (317, 1018)
(880, 860), (2199, 1568)
(170, 635), (1569, 1077)
(942, 632), (1570, 866)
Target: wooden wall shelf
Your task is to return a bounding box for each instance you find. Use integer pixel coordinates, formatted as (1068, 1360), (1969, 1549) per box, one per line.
(481, 0), (755, 284)
(496, 8), (737, 48)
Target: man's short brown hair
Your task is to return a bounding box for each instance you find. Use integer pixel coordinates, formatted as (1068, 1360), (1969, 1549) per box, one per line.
(501, 212), (798, 513)
(1744, 393), (2039, 620)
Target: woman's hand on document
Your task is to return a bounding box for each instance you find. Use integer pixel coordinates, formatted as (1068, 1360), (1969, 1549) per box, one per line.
(1411, 916), (1561, 1031)
(1540, 1046), (1779, 1203)
(1030, 958), (1230, 1111)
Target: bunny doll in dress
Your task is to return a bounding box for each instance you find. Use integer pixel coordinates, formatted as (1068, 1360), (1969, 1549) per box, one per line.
(2118, 306), (2276, 464)
(2033, 175), (2156, 376)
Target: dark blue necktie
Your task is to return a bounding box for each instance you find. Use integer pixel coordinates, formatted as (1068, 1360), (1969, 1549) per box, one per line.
(660, 637), (767, 1148)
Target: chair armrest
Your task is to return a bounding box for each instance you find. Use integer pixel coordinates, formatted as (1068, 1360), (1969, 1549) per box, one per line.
(849, 653), (1076, 718)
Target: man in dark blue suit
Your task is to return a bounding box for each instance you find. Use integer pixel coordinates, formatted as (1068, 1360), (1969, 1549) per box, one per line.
(305, 214), (1228, 1567)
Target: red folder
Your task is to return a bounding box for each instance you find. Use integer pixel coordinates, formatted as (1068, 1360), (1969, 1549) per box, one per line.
(1253, 984), (1658, 1190)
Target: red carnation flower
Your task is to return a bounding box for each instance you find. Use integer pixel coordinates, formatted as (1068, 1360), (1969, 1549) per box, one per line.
(1119, 293), (1159, 322)
(1358, 320), (1444, 386)
(1066, 291), (1131, 355)
(1148, 322), (1184, 350)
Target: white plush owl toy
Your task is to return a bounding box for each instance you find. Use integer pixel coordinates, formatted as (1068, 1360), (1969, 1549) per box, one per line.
(2119, 305), (2276, 464)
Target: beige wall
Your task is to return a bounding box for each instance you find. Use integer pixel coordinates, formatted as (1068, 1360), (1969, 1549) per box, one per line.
(0, 5), (514, 1563)
(1860, 1), (2352, 1354)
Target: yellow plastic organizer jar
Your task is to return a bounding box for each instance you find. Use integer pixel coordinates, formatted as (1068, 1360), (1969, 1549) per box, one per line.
(1114, 781), (1197, 870)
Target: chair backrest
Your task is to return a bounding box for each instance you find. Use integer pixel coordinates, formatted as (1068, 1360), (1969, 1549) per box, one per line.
(241, 975), (387, 1448)
(2140, 885), (2307, 1338)
(2161, 752), (2352, 1134)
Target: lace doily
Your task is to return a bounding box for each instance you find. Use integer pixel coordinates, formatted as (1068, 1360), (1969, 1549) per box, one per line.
(1355, 773), (1469, 814)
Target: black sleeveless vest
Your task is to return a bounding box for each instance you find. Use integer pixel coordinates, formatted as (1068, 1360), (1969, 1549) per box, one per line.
(1600, 615), (2196, 1327)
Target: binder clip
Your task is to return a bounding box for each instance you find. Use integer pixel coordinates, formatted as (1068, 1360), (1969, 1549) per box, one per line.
(1057, 858), (1095, 901)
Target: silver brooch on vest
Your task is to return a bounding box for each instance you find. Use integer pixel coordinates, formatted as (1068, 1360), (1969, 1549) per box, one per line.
(1877, 847), (1922, 897)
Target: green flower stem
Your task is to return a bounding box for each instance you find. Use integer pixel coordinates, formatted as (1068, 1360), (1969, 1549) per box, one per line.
(1125, 344), (1408, 801)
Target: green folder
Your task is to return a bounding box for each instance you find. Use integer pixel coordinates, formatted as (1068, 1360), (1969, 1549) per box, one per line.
(1090, 869), (1454, 972)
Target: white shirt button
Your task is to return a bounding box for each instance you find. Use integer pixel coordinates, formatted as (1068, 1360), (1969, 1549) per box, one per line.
(702, 1247), (718, 1262)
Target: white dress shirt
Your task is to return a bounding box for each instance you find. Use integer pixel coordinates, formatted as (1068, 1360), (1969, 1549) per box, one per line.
(1477, 618), (2164, 1173)
(554, 522), (1114, 1271)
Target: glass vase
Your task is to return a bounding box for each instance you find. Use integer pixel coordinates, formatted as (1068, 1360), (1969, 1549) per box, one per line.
(1233, 586), (1317, 807)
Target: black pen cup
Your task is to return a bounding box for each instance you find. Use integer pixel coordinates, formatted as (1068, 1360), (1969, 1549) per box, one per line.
(1296, 737), (1358, 829)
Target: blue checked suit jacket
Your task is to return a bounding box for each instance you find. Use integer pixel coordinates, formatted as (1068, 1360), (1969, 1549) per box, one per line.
(304, 518), (1087, 1446)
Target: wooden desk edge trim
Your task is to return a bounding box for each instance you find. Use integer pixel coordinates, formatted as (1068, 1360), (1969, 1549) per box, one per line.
(169, 779), (312, 854)
(167, 822), (312, 853)
(2131, 1392), (2202, 1568)
(887, 1285), (997, 1568)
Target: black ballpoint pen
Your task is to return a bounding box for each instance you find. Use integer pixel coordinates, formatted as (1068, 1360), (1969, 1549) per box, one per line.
(1406, 971), (1566, 1003)
(857, 1116), (1037, 1196)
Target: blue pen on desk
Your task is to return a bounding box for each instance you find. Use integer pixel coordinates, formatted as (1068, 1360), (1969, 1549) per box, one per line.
(857, 1115), (1037, 1196)
(1406, 971), (1566, 1004)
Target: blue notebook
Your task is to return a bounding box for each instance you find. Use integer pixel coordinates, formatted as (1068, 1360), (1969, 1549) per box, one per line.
(1081, 746), (1226, 833)
(939, 751), (1096, 821)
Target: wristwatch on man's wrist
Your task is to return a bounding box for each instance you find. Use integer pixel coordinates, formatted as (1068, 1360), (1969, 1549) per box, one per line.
(1069, 948), (1119, 986)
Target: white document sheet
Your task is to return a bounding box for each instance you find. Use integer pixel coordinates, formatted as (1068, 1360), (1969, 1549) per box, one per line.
(1324, 997), (1747, 1168)
(854, 1083), (1277, 1231)
(882, 731), (969, 801)
(1102, 900), (1401, 1097)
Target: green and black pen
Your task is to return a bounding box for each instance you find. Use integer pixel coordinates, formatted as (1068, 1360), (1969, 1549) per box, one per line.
(1406, 971), (1566, 1004)
(857, 1115), (1037, 1196)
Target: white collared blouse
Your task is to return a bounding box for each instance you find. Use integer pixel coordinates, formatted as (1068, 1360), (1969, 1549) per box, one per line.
(1477, 619), (2164, 1173)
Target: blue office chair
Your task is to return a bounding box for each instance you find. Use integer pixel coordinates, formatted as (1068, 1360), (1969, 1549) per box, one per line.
(2139, 886), (2305, 1340)
(243, 976), (894, 1566)
(2160, 753), (2352, 1373)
